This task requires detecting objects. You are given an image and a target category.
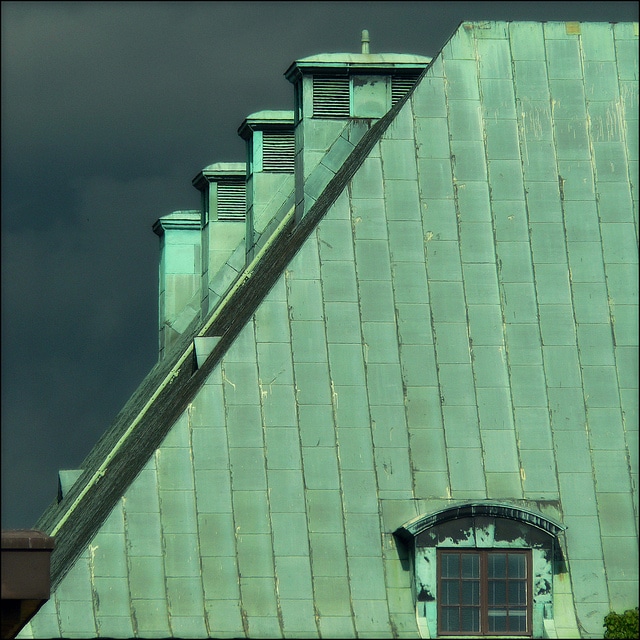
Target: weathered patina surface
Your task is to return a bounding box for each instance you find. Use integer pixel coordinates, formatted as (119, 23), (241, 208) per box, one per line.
(21, 21), (638, 639)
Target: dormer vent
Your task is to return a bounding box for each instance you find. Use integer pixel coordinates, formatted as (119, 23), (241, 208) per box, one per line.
(262, 131), (295, 172)
(216, 181), (246, 220)
(313, 76), (350, 118)
(391, 73), (423, 105)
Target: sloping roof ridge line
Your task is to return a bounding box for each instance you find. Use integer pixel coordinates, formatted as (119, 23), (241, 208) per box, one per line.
(46, 206), (301, 539)
(47, 353), (197, 541)
(37, 53), (426, 590)
(33, 312), (200, 528)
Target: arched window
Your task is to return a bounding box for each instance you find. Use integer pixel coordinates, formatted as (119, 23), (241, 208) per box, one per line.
(395, 502), (566, 638)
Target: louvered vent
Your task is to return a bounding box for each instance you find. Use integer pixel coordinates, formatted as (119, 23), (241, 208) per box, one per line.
(313, 76), (350, 118)
(391, 74), (422, 106)
(262, 131), (295, 172)
(217, 181), (246, 220)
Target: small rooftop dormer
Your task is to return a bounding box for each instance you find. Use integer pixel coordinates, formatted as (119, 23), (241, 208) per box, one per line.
(192, 162), (247, 316)
(237, 110), (295, 174)
(284, 30), (431, 122)
(152, 210), (201, 359)
(284, 31), (431, 219)
(192, 161), (247, 225)
(238, 111), (295, 259)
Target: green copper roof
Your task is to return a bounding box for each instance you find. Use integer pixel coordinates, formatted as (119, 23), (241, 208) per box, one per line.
(199, 161), (246, 173)
(242, 110), (295, 122)
(293, 51), (432, 65)
(192, 162), (246, 192)
(284, 51), (431, 82)
(237, 110), (295, 139)
(21, 20), (638, 640)
(285, 31), (431, 80)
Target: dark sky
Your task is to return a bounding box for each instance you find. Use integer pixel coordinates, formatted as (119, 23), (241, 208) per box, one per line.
(2, 2), (638, 529)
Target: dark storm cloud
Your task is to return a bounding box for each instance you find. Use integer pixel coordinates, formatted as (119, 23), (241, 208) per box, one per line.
(2, 1), (638, 528)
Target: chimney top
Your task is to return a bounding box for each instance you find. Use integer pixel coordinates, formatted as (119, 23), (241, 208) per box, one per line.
(361, 29), (370, 54)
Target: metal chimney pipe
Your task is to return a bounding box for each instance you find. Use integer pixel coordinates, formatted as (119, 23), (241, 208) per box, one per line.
(361, 29), (370, 54)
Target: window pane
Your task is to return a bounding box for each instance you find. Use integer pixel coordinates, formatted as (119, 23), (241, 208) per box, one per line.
(488, 553), (506, 578)
(442, 580), (460, 605)
(508, 553), (527, 578)
(509, 581), (527, 605)
(509, 608), (528, 632)
(461, 607), (480, 632)
(462, 581), (480, 605)
(442, 607), (460, 631)
(488, 580), (507, 605)
(462, 553), (480, 578)
(488, 609), (508, 632)
(441, 553), (459, 577)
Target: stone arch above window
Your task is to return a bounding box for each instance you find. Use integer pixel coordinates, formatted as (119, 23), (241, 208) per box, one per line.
(394, 501), (569, 638)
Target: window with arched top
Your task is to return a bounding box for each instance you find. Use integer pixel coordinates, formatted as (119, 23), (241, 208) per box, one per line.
(395, 502), (566, 639)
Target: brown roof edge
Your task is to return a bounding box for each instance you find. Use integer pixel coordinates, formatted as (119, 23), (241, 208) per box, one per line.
(1, 530), (55, 550)
(2, 530), (55, 639)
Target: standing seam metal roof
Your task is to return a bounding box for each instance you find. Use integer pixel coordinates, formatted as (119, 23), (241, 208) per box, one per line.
(34, 66), (420, 591)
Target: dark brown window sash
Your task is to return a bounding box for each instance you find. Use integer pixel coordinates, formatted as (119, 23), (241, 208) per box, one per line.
(437, 548), (532, 637)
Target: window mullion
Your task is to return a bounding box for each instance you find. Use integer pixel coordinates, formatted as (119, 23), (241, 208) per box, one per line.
(481, 551), (488, 635)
